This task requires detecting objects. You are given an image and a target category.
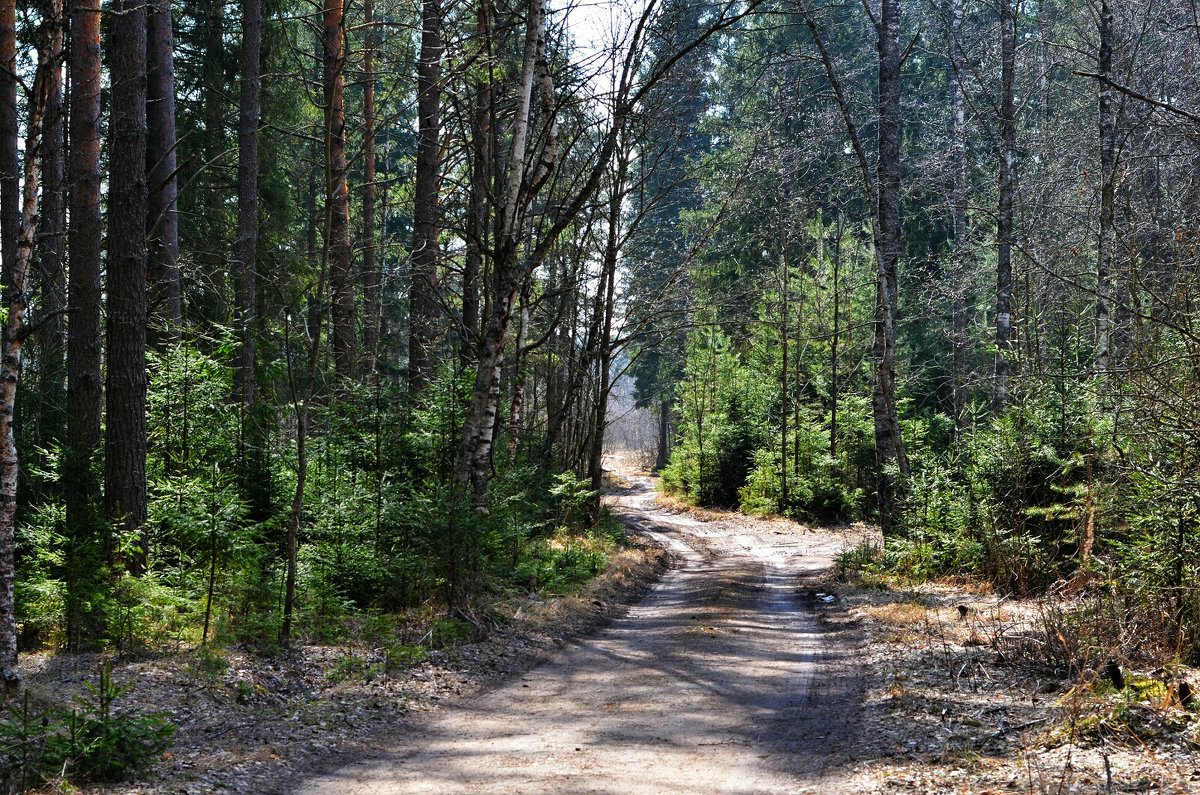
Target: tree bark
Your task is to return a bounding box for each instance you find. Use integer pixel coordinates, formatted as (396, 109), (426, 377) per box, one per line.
(871, 0), (909, 532)
(324, 0), (355, 380)
(588, 153), (626, 514)
(1096, 0), (1115, 374)
(461, 0), (491, 368)
(409, 0), (443, 395)
(800, 1), (909, 532)
(993, 0), (1017, 411)
(360, 0), (381, 366)
(104, 0), (150, 574)
(37, 0), (67, 457)
(66, 0), (105, 647)
(505, 292), (530, 462)
(0, 0), (15, 287)
(1, 51), (50, 687)
(147, 0), (183, 334)
(949, 0), (968, 434)
(234, 0), (261, 407)
(454, 0), (551, 509)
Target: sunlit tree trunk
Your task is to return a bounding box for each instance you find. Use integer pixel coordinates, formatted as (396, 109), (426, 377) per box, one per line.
(104, 0), (150, 573)
(37, 0), (66, 459)
(588, 150), (627, 515)
(324, 0), (355, 379)
(409, 0), (443, 394)
(455, 0), (554, 509)
(361, 0), (381, 368)
(1, 53), (50, 687)
(147, 0), (183, 333)
(66, 0), (105, 647)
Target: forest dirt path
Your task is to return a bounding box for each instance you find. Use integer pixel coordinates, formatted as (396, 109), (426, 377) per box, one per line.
(295, 476), (869, 794)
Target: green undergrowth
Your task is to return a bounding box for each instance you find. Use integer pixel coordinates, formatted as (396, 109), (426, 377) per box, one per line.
(1049, 672), (1198, 748)
(0, 662), (175, 792)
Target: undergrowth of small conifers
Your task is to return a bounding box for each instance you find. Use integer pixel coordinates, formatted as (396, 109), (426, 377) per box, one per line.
(0, 662), (175, 793)
(6, 462), (633, 791)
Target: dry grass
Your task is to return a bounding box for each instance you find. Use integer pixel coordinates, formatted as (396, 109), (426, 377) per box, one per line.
(862, 601), (929, 626)
(653, 492), (727, 522)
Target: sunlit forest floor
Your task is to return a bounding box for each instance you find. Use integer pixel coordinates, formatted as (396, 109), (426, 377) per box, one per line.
(818, 565), (1200, 793)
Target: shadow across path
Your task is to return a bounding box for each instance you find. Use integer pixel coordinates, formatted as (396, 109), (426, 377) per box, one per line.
(294, 477), (866, 794)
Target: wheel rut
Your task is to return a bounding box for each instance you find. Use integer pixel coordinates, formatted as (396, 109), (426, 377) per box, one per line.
(295, 477), (864, 794)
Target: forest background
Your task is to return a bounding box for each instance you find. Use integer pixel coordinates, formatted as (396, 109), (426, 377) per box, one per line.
(0, 0), (1194, 734)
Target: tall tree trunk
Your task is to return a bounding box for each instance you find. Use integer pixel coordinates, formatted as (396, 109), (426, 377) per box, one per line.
(505, 291), (530, 462)
(0, 0), (16, 284)
(461, 0), (491, 368)
(1, 52), (50, 688)
(656, 397), (670, 471)
(105, 0), (150, 574)
(409, 0), (443, 395)
(949, 0), (968, 434)
(360, 0), (381, 367)
(66, 0), (105, 648)
(1096, 0), (1115, 374)
(802, 1), (909, 530)
(37, 0), (66, 459)
(234, 0), (261, 408)
(872, 0), (909, 532)
(588, 155), (625, 515)
(993, 0), (1016, 411)
(147, 0), (182, 334)
(282, 160), (330, 648)
(454, 0), (552, 509)
(324, 0), (355, 380)
(780, 251), (789, 510)
(830, 219), (842, 458)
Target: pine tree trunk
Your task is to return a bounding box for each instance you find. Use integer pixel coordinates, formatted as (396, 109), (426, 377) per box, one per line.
(37, 0), (66, 459)
(147, 0), (182, 334)
(409, 0), (443, 394)
(234, 0), (261, 408)
(461, 0), (491, 368)
(324, 0), (355, 380)
(872, 0), (909, 533)
(66, 0), (105, 647)
(104, 0), (150, 574)
(949, 0), (968, 435)
(360, 0), (381, 366)
(656, 398), (670, 471)
(830, 220), (841, 458)
(588, 165), (623, 518)
(1096, 0), (1115, 374)
(993, 0), (1016, 411)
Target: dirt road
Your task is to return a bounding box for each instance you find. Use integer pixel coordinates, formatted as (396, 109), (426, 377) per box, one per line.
(295, 477), (866, 794)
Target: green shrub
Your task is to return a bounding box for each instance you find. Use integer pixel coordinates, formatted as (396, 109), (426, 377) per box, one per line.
(0, 663), (174, 789)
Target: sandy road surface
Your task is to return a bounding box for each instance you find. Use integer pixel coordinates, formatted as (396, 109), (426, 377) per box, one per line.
(295, 477), (865, 794)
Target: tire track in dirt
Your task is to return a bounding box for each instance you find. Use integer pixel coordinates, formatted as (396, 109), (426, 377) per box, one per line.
(294, 477), (866, 794)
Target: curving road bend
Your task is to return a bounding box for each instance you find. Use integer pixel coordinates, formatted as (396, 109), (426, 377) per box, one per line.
(294, 477), (864, 794)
